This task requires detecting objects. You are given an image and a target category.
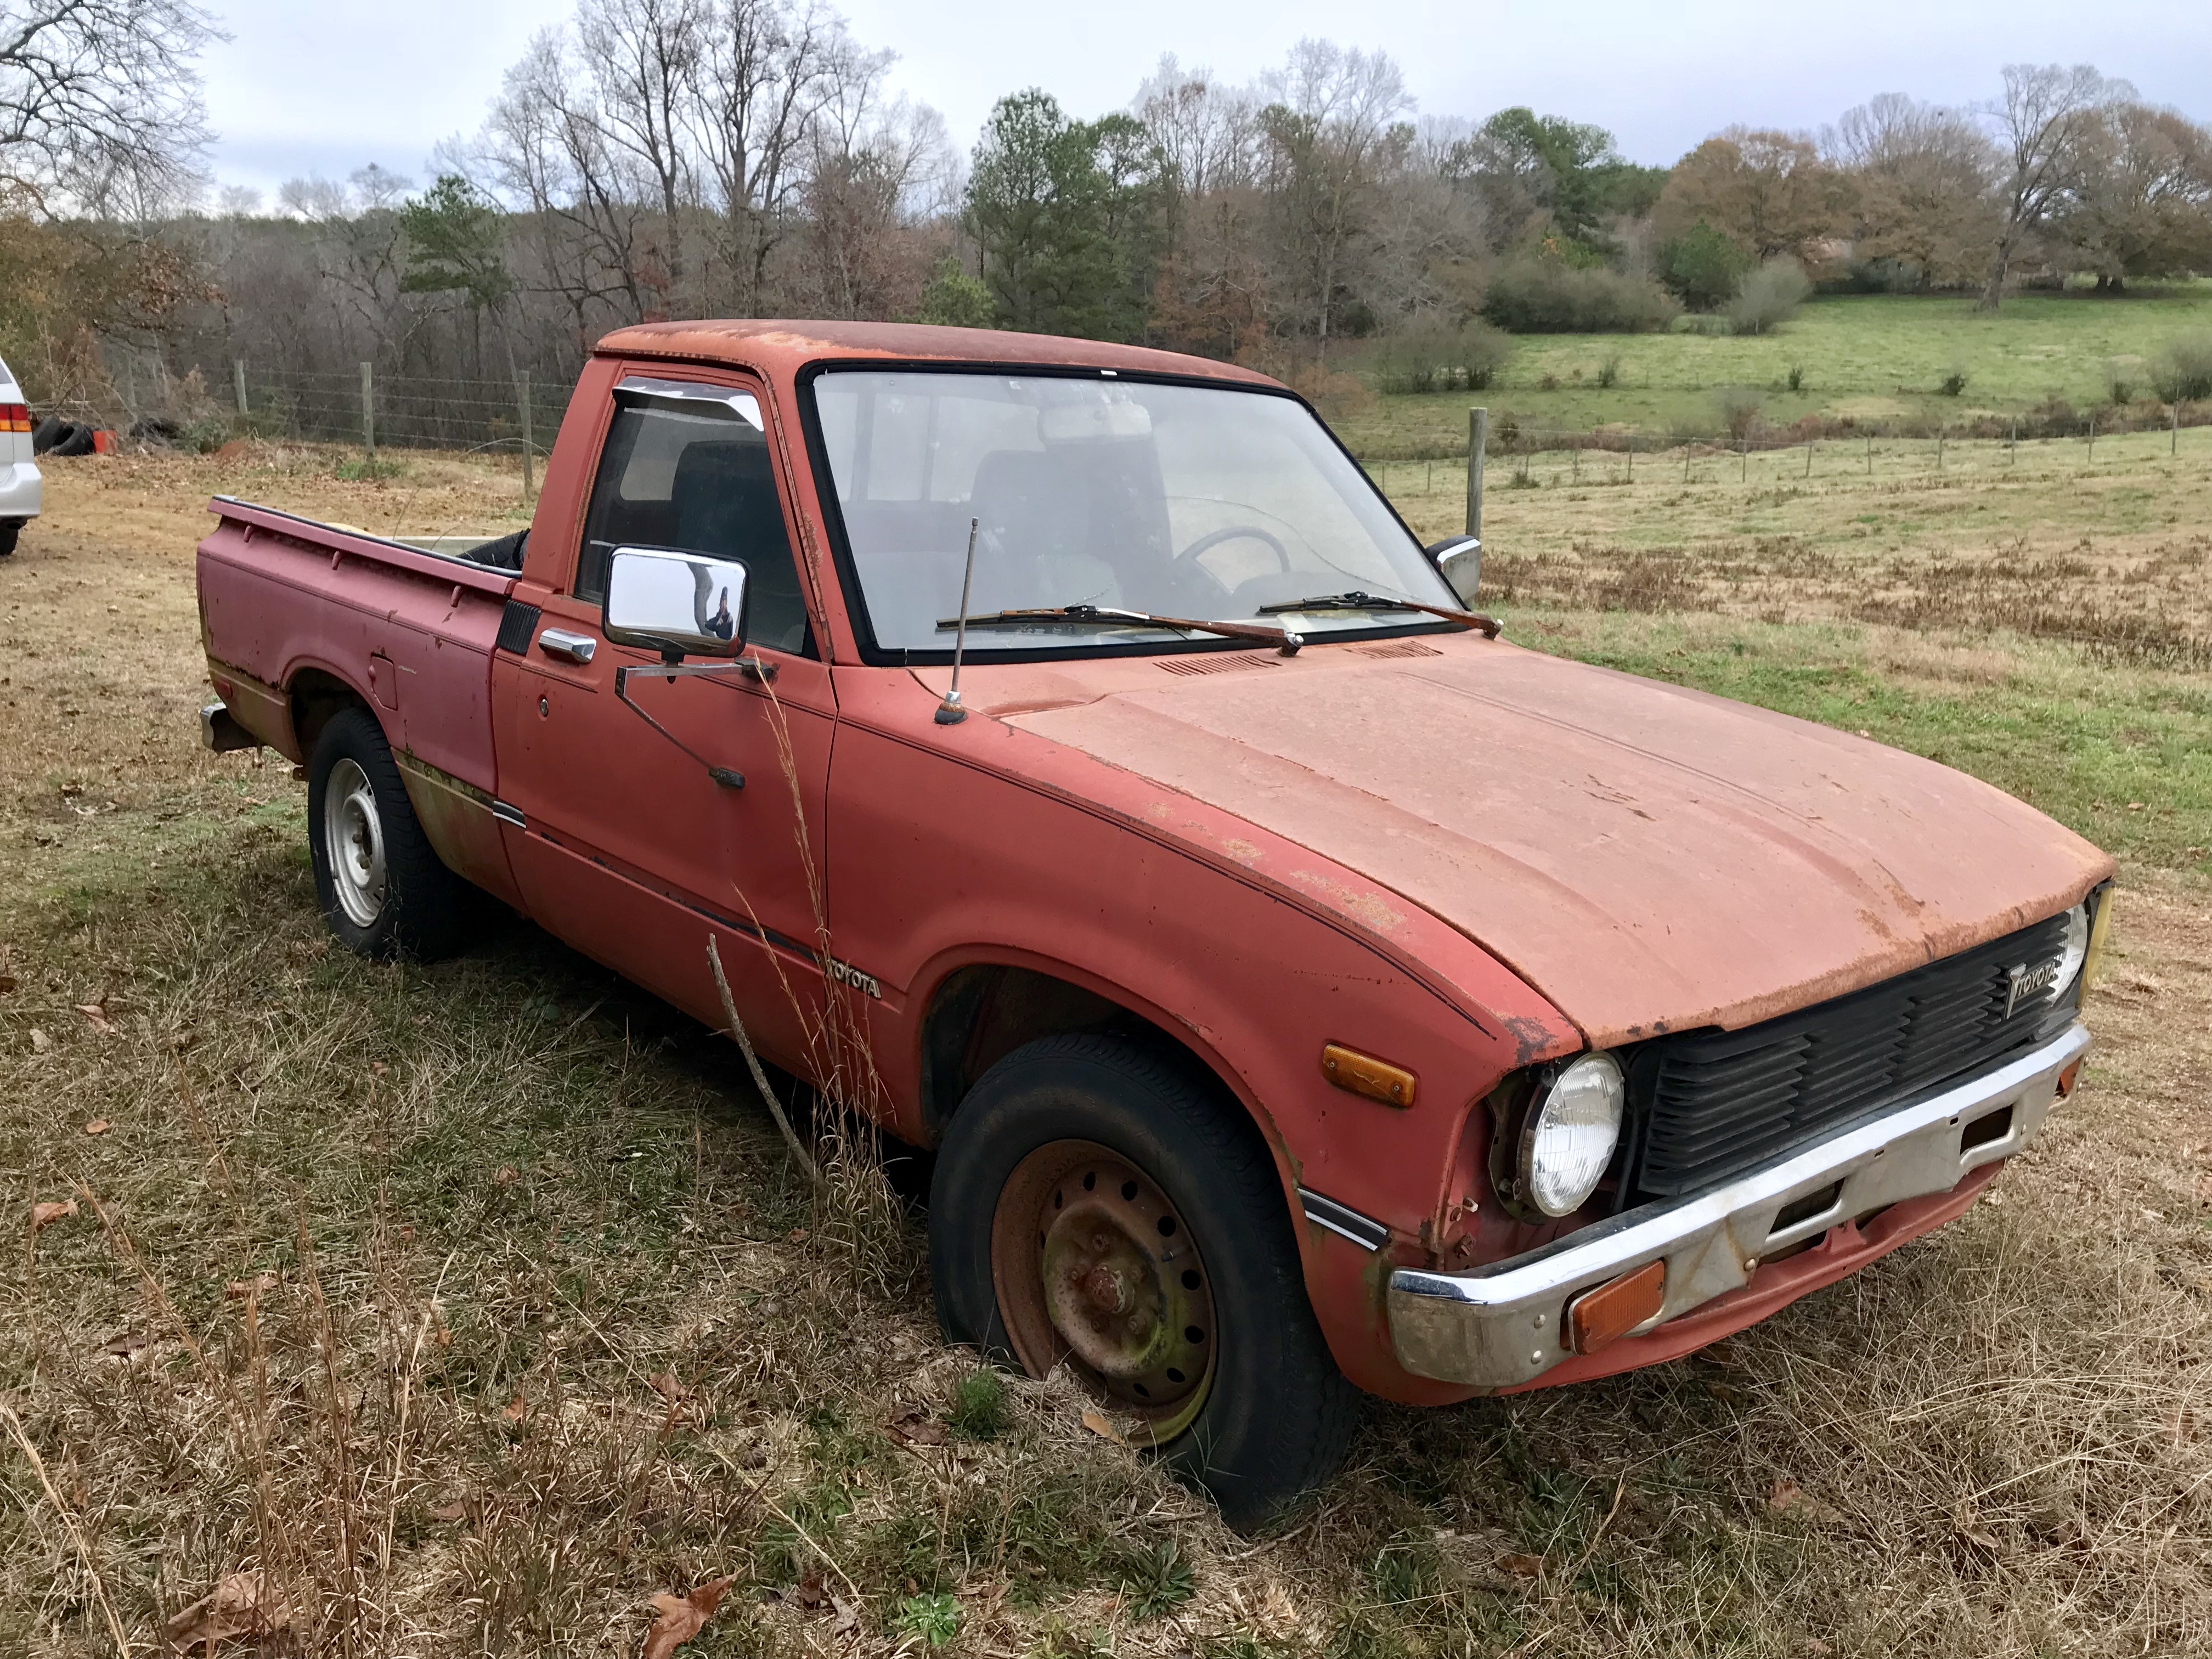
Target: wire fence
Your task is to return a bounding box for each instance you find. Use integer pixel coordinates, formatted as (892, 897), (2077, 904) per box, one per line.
(1356, 414), (2211, 501)
(217, 365), (555, 463)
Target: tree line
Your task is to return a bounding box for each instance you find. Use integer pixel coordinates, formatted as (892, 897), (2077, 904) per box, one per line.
(0, 0), (2207, 421)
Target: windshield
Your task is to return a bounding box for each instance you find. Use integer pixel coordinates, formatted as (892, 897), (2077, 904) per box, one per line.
(809, 370), (1459, 654)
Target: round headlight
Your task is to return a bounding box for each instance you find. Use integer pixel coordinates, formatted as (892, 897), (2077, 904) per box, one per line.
(1519, 1052), (1626, 1218)
(2052, 902), (2090, 996)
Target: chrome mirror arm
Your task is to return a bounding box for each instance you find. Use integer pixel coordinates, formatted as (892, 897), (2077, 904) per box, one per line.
(609, 656), (777, 790)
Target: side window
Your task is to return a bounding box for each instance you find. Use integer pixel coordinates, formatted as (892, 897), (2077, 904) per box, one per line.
(576, 388), (813, 656)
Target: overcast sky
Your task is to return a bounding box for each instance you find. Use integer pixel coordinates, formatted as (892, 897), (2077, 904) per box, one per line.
(202, 0), (2212, 199)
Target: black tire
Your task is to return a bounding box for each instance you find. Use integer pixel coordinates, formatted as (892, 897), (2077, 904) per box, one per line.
(307, 704), (470, 960)
(48, 422), (94, 458)
(31, 415), (60, 455)
(0, 520), (18, 557)
(930, 1033), (1362, 1530)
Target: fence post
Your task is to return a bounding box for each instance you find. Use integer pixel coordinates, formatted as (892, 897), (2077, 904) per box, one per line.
(1937, 428), (1944, 472)
(1740, 438), (1747, 482)
(1571, 443), (1579, 484)
(1626, 440), (1633, 483)
(1866, 433), (1872, 475)
(360, 362), (376, 464)
(1804, 442), (1812, 479)
(233, 360), (248, 416)
(2087, 411), (2096, 464)
(1465, 407), (1487, 540)
(2010, 417), (2017, 465)
(518, 373), (535, 498)
(2174, 403), (2181, 457)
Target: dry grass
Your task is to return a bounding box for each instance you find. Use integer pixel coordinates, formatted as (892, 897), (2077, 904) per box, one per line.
(3, 444), (2210, 1658)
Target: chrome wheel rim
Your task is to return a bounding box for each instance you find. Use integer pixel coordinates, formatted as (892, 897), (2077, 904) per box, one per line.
(322, 758), (387, 928)
(991, 1139), (1218, 1445)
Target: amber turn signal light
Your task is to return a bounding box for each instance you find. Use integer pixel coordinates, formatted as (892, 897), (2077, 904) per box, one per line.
(1566, 1260), (1666, 1356)
(1320, 1043), (1417, 1109)
(2056, 1059), (2081, 1099)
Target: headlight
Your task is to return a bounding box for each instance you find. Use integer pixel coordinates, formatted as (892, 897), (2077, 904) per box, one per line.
(2052, 902), (2090, 996)
(1519, 1052), (1626, 1218)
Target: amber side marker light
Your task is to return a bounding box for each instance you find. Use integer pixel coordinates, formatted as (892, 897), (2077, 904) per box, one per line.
(1320, 1043), (1417, 1109)
(1566, 1260), (1666, 1356)
(2056, 1059), (2082, 1100)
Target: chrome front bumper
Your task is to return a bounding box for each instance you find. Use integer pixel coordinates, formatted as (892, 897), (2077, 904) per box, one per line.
(1389, 1022), (2089, 1389)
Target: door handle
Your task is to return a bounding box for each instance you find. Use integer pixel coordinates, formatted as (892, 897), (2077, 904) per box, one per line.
(538, 628), (597, 665)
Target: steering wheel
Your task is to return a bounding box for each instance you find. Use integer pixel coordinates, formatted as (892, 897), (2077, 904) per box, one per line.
(1175, 524), (1293, 572)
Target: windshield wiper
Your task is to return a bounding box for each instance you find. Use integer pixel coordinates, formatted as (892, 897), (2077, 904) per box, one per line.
(936, 604), (1304, 654)
(1256, 590), (1501, 639)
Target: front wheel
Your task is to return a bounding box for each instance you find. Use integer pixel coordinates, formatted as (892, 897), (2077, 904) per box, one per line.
(307, 704), (469, 959)
(929, 1034), (1361, 1529)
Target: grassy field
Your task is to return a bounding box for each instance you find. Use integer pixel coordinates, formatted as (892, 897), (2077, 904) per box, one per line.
(1334, 284), (2212, 455)
(2, 440), (2210, 1659)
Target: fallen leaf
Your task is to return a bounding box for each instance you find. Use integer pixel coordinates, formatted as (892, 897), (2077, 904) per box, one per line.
(225, 1271), (279, 1300)
(887, 1403), (949, 1447)
(29, 1027), (50, 1053)
(1706, 1380), (1740, 1402)
(164, 1571), (292, 1656)
(103, 1331), (147, 1361)
(795, 1570), (828, 1611)
(501, 1395), (529, 1424)
(1498, 1552), (1545, 1579)
(787, 1227), (810, 1244)
(82, 1118), (111, 1137)
(170, 1028), (198, 1052)
(74, 1002), (117, 1034)
(1768, 1479), (1804, 1513)
(370, 1060), (389, 1077)
(494, 1165), (518, 1187)
(430, 1499), (470, 1522)
(1080, 1409), (1127, 1447)
(830, 1592), (860, 1637)
(0, 972), (16, 993)
(31, 1198), (77, 1232)
(646, 1575), (738, 1659)
(1805, 1640), (1834, 1657)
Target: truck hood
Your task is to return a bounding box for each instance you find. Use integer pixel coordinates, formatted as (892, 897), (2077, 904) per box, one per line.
(997, 640), (2113, 1045)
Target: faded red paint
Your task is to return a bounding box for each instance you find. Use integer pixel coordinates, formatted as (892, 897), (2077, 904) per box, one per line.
(195, 319), (2114, 1408)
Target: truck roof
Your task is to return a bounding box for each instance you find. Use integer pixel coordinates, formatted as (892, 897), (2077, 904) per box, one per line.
(594, 318), (1283, 387)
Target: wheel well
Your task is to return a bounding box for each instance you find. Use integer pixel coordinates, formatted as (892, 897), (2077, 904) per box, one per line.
(920, 964), (1244, 1140)
(289, 669), (368, 760)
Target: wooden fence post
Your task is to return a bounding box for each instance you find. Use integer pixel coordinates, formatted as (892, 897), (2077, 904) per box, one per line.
(1466, 407), (1487, 539)
(360, 362), (376, 464)
(518, 373), (535, 498)
(233, 360), (248, 416)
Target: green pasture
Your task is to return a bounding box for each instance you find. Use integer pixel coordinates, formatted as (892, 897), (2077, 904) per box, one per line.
(1335, 285), (2212, 454)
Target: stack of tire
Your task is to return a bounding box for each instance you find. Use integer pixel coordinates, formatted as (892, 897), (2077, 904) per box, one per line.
(33, 415), (96, 457)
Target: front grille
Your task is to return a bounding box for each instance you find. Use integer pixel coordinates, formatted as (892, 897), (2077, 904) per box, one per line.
(1629, 912), (2075, 1200)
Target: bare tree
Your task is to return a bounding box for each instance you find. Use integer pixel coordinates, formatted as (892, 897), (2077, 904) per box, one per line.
(1977, 63), (2121, 309)
(1257, 40), (1414, 358)
(0, 0), (218, 212)
(1830, 93), (1999, 288)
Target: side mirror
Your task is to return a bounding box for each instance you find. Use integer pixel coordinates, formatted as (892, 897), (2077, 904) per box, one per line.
(1427, 535), (1481, 607)
(605, 547), (749, 659)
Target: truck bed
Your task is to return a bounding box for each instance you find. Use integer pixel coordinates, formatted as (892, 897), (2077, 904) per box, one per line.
(196, 495), (525, 901)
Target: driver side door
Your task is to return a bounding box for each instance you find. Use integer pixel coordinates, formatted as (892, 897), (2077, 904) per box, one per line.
(490, 369), (835, 1076)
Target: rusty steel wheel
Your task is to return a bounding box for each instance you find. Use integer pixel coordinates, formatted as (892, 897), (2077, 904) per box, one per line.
(990, 1139), (1217, 1444)
(930, 1033), (1362, 1531)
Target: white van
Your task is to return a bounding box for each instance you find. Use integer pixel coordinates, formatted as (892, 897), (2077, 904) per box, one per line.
(0, 353), (42, 556)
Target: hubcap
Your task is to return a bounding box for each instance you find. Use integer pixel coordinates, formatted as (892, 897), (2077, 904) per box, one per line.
(321, 757), (387, 928)
(991, 1139), (1217, 1444)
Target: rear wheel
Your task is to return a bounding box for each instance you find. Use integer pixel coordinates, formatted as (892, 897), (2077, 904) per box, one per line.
(0, 520), (18, 557)
(307, 704), (469, 960)
(930, 1033), (1361, 1529)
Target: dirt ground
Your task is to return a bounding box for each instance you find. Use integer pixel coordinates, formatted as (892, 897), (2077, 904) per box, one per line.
(2, 444), (2209, 1658)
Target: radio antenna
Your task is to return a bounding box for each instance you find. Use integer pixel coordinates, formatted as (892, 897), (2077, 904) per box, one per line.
(935, 516), (980, 725)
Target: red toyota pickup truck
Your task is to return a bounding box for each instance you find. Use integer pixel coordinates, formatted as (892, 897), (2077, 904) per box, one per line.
(196, 321), (2114, 1526)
